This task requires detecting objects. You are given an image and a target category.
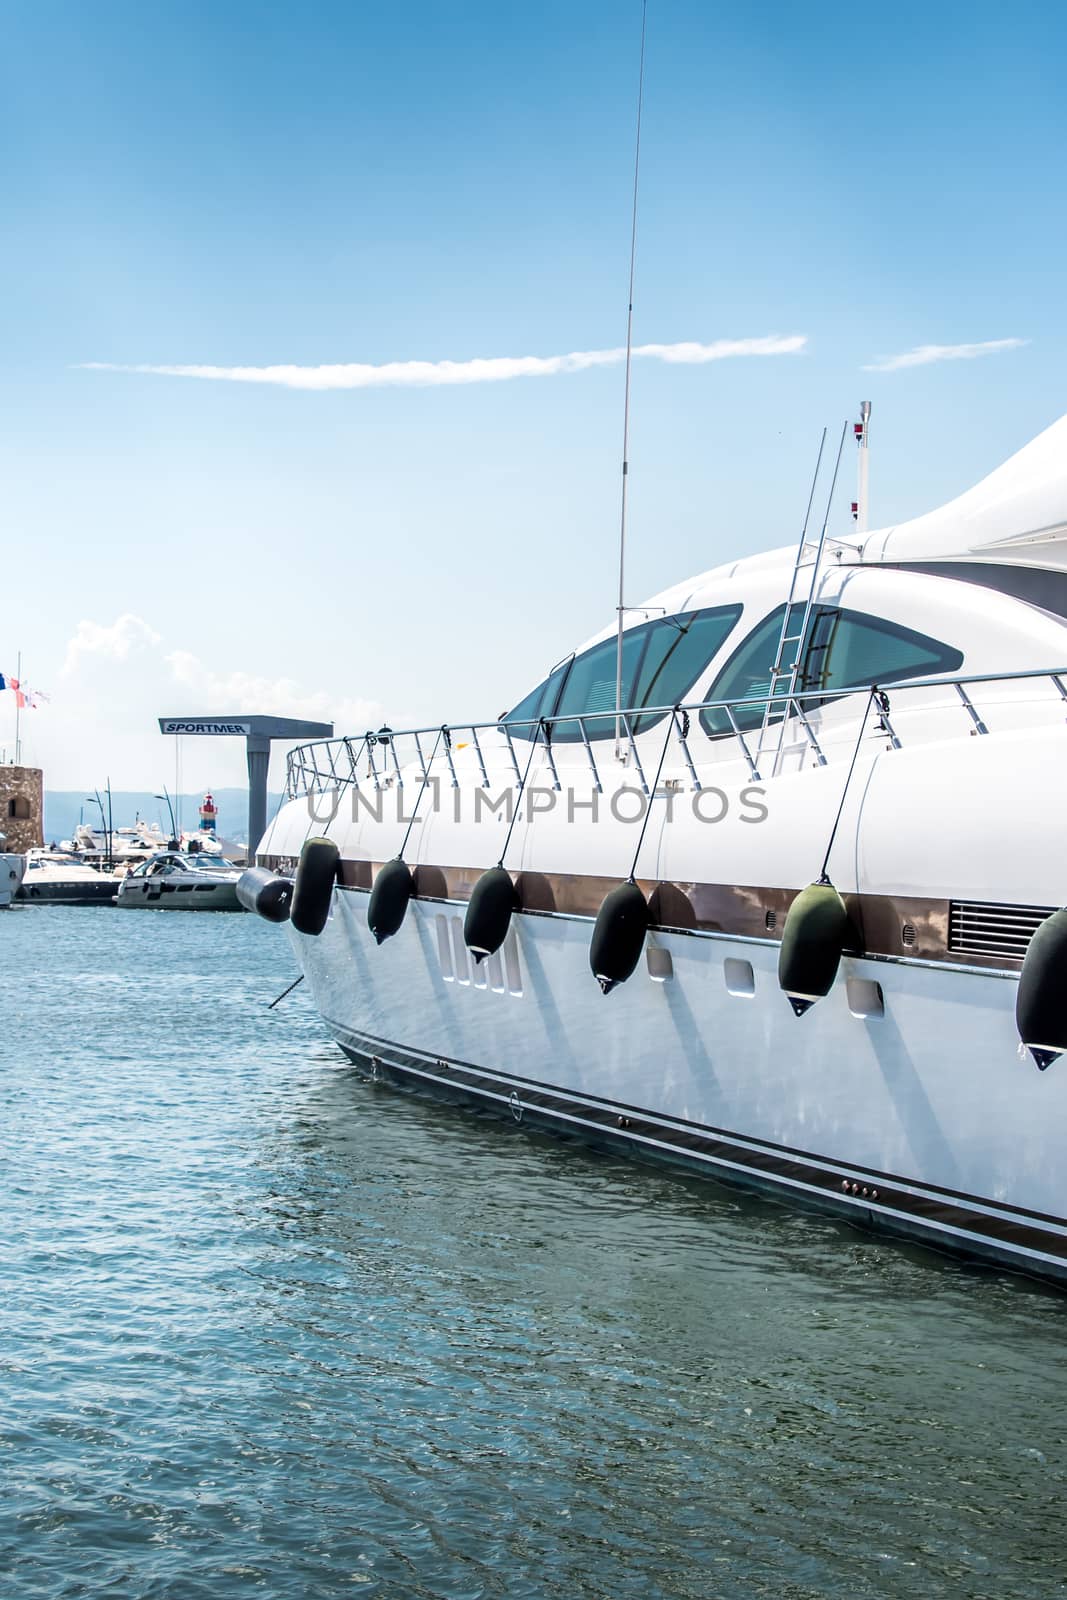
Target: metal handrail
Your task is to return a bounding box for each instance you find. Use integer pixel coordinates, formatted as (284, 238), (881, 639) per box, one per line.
(285, 665), (1067, 799)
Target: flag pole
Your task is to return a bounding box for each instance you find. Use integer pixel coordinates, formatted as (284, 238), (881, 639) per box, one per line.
(14, 651), (21, 766)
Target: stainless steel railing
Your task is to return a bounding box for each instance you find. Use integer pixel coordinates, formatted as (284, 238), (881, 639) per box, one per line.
(285, 666), (1067, 801)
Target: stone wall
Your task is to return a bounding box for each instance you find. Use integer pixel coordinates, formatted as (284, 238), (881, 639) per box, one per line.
(0, 765), (44, 853)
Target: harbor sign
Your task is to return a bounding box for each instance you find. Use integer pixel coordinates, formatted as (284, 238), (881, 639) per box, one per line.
(158, 714), (333, 857)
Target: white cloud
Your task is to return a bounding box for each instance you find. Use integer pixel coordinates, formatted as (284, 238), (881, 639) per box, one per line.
(16, 616), (386, 791)
(163, 648), (382, 733)
(62, 613), (162, 676)
(863, 338), (1028, 373)
(78, 335), (807, 391)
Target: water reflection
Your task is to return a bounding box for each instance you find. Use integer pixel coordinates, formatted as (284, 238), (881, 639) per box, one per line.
(2, 909), (1065, 1600)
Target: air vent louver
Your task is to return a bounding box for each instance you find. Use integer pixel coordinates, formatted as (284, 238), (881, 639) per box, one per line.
(948, 901), (1056, 962)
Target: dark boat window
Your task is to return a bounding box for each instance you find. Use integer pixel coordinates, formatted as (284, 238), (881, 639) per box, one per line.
(503, 606), (742, 742)
(500, 656), (571, 734)
(889, 561), (1067, 623)
(551, 629), (647, 742)
(802, 609), (963, 703)
(629, 606), (743, 734)
(699, 604), (963, 737)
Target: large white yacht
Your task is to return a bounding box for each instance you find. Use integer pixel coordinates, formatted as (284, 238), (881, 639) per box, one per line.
(250, 412), (1067, 1284)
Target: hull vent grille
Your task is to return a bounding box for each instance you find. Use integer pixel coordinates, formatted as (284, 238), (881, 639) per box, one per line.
(948, 901), (1056, 962)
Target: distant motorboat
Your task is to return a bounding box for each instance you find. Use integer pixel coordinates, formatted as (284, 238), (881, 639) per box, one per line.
(17, 849), (115, 906)
(64, 820), (246, 874)
(115, 850), (245, 911)
(62, 820), (171, 869)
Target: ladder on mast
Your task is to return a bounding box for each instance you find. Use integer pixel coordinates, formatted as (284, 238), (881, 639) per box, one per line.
(752, 422), (849, 778)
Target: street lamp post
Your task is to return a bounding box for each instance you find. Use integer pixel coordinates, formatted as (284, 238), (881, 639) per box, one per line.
(153, 788), (179, 846)
(85, 784), (114, 869)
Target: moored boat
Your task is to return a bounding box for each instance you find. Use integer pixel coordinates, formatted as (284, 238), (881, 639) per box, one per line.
(17, 849), (116, 906)
(115, 849), (245, 911)
(248, 412), (1067, 1284)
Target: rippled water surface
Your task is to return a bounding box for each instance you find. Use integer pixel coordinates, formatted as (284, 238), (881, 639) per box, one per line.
(3, 908), (1067, 1599)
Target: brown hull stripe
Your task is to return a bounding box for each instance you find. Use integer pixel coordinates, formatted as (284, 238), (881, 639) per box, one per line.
(260, 853), (1020, 970)
(328, 1023), (1067, 1273)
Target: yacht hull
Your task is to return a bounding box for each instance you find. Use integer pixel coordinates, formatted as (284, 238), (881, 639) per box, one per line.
(293, 888), (1067, 1285)
(115, 880), (243, 911)
(16, 878), (116, 906)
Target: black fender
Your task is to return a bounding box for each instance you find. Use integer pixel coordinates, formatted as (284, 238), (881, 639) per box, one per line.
(589, 882), (649, 995)
(464, 867), (518, 962)
(237, 865), (294, 924)
(290, 838), (340, 936)
(777, 881), (850, 1016)
(368, 857), (414, 945)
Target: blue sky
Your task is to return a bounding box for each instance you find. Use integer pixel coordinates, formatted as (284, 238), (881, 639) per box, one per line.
(3, 0), (1065, 790)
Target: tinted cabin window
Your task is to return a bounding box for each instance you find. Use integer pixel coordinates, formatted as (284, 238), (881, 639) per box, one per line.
(700, 605), (963, 737)
(802, 609), (962, 702)
(551, 629), (646, 742)
(501, 657), (571, 734)
(503, 606), (742, 741)
(699, 605), (792, 736)
(630, 608), (743, 734)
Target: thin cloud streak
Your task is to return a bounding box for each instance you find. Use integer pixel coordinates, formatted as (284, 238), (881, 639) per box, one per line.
(863, 338), (1028, 373)
(79, 335), (807, 391)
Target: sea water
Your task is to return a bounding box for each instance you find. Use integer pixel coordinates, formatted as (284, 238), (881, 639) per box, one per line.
(2, 907), (1065, 1599)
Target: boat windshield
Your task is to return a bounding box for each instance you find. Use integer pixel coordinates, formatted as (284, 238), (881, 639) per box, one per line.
(503, 605), (743, 741)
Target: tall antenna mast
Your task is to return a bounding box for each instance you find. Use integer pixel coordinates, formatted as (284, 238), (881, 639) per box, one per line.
(852, 400), (871, 533)
(614, 0), (648, 759)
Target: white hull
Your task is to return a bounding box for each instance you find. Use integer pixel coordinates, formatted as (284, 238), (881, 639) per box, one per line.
(0, 853), (24, 908)
(116, 879), (242, 911)
(291, 889), (1067, 1283)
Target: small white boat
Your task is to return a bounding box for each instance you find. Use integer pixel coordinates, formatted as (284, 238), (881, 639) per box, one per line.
(115, 850), (245, 911)
(17, 849), (116, 906)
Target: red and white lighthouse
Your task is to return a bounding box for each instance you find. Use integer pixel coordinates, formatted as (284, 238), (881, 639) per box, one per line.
(199, 791), (218, 836)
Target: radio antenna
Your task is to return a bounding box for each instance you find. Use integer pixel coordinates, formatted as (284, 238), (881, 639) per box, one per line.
(613, 0), (648, 760)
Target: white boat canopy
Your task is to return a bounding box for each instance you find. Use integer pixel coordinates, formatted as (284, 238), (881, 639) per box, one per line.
(861, 411), (1067, 572)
